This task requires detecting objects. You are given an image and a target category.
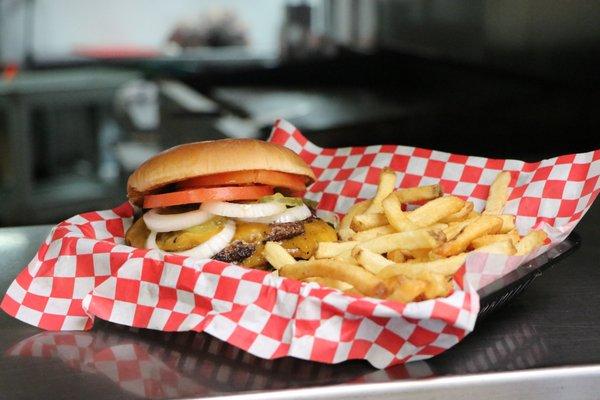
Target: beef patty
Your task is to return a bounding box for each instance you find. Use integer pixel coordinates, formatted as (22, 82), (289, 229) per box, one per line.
(214, 221), (307, 263)
(264, 221), (306, 241)
(214, 241), (256, 263)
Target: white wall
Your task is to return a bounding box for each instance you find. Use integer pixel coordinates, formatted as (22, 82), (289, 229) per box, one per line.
(1, 0), (286, 62)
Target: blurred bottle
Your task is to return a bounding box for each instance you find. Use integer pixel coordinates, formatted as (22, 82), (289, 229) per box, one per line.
(280, 2), (317, 61)
(166, 8), (248, 52)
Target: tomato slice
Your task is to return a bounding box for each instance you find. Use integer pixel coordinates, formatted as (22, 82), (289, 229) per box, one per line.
(143, 185), (274, 208)
(178, 170), (308, 192)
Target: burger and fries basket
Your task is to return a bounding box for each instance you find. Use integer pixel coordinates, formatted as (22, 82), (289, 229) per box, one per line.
(2, 120), (599, 368)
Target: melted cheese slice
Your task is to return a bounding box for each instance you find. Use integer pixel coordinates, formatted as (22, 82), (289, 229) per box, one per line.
(126, 216), (337, 268)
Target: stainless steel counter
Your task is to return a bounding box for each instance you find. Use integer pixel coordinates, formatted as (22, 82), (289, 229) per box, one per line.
(1, 201), (599, 399)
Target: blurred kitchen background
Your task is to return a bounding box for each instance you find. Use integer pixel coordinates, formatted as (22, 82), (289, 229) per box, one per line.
(0, 0), (599, 226)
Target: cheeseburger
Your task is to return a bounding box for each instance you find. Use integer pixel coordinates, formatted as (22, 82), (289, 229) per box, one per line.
(125, 139), (337, 269)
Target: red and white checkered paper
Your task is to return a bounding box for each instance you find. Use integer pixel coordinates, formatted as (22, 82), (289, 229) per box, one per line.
(8, 331), (205, 399)
(2, 120), (599, 368)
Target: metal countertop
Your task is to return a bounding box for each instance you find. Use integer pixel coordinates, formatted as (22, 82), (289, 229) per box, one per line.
(0, 201), (599, 399)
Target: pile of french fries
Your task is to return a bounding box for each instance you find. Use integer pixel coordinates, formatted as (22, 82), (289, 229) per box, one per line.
(264, 168), (548, 303)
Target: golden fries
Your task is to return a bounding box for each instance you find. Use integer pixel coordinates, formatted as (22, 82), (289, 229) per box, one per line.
(394, 184), (442, 204)
(263, 242), (296, 269)
(484, 171), (511, 215)
(338, 200), (370, 240)
(280, 259), (388, 298)
(435, 215), (502, 257)
(404, 248), (432, 260)
(516, 230), (548, 255)
(426, 223), (449, 231)
(365, 168), (396, 214)
(408, 196), (465, 227)
(441, 201), (474, 223)
(352, 247), (394, 274)
(475, 240), (517, 255)
(507, 230), (522, 245)
(421, 272), (453, 299)
(315, 241), (359, 259)
(360, 228), (445, 254)
(279, 167), (549, 304)
(443, 219), (473, 241)
(382, 193), (418, 232)
(471, 231), (520, 249)
(332, 249), (356, 263)
(351, 225), (396, 241)
(386, 276), (428, 303)
(303, 277), (354, 291)
(498, 214), (516, 234)
(386, 249), (406, 263)
(351, 213), (389, 231)
(377, 253), (467, 280)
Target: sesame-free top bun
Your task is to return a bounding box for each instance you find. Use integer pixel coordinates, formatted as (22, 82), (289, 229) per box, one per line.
(127, 138), (316, 206)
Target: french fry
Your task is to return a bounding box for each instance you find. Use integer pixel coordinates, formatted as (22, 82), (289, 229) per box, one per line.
(470, 234), (500, 248)
(394, 184), (442, 204)
(344, 287), (366, 297)
(507, 229), (521, 245)
(422, 272), (453, 299)
(435, 215), (502, 257)
(404, 248), (431, 260)
(303, 166), (545, 303)
(386, 249), (405, 263)
(499, 214), (516, 234)
(403, 258), (421, 263)
(365, 168), (396, 214)
(471, 231), (519, 249)
(474, 240), (517, 255)
(352, 247), (394, 274)
(399, 249), (413, 257)
(440, 201), (474, 223)
(351, 213), (389, 231)
(334, 251), (356, 263)
(427, 250), (446, 261)
(377, 253), (467, 280)
(382, 193), (418, 232)
(484, 171), (511, 215)
(386, 276), (427, 303)
(339, 200), (371, 240)
(315, 241), (359, 259)
(280, 259), (388, 298)
(351, 224), (396, 242)
(408, 196), (465, 227)
(337, 228), (355, 242)
(360, 228), (446, 254)
(425, 223), (449, 231)
(467, 211), (481, 219)
(443, 219), (473, 241)
(516, 230), (548, 255)
(303, 277), (354, 291)
(263, 242), (296, 269)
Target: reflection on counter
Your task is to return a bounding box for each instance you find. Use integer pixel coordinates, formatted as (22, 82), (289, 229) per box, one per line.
(8, 330), (204, 399)
(354, 320), (547, 385)
(7, 314), (548, 398)
(7, 321), (373, 398)
(429, 319), (548, 375)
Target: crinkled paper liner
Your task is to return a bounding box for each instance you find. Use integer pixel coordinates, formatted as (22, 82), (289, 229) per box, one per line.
(2, 120), (599, 368)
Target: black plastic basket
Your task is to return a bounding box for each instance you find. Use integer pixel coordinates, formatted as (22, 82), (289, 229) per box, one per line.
(477, 232), (580, 319)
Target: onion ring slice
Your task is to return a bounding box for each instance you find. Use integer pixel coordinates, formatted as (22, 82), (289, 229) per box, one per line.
(146, 219), (236, 259)
(143, 208), (214, 233)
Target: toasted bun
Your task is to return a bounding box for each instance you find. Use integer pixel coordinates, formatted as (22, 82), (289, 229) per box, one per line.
(127, 139), (315, 206)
